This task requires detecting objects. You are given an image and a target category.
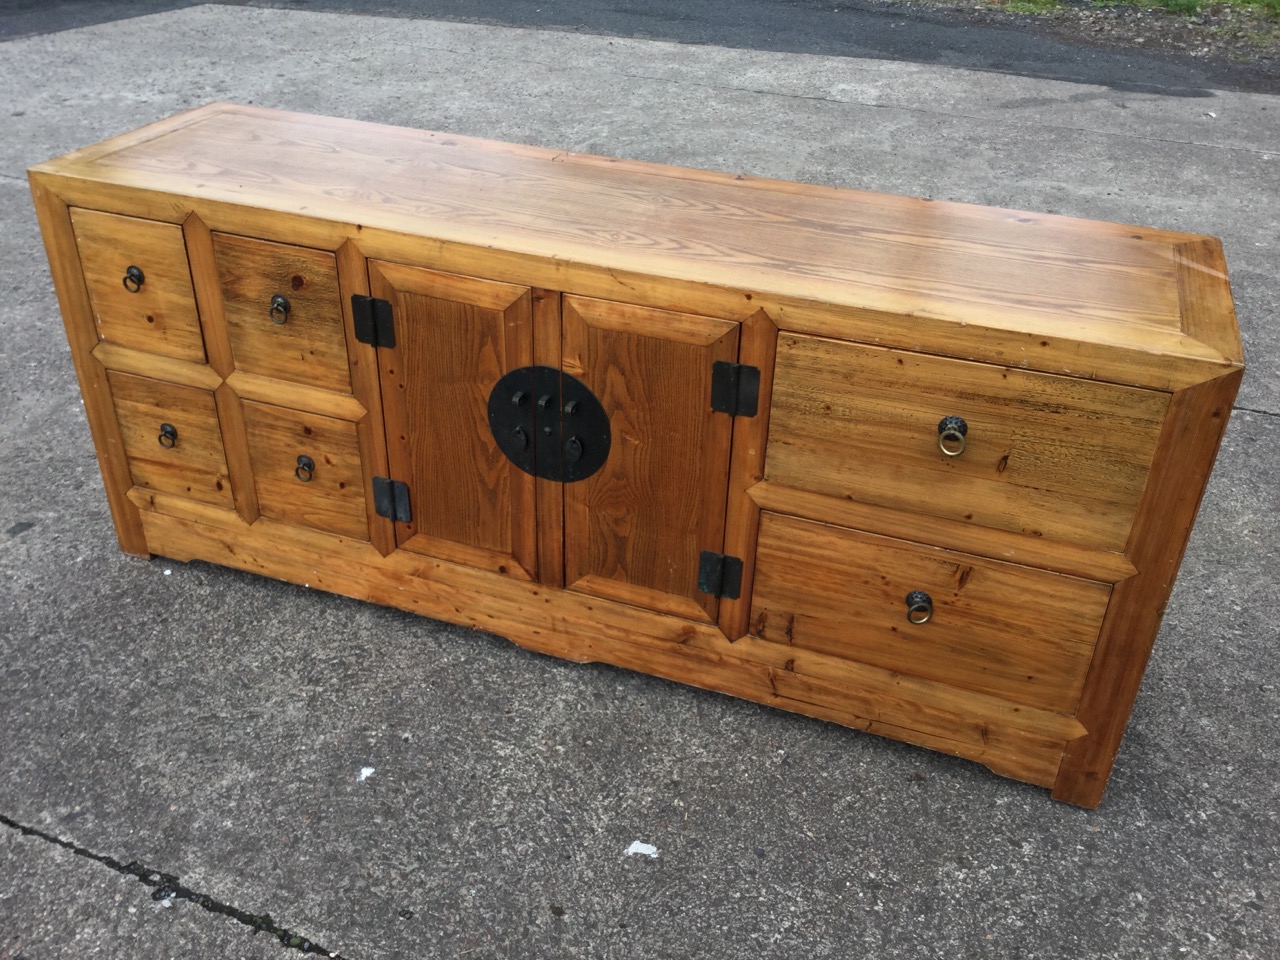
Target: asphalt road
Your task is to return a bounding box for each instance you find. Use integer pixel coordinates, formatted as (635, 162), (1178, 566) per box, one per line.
(1, 0), (1276, 94)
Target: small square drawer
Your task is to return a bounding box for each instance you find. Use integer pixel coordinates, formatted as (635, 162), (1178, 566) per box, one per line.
(71, 209), (205, 363)
(213, 234), (350, 393)
(750, 512), (1111, 714)
(241, 401), (368, 540)
(766, 336), (1169, 552)
(107, 370), (232, 508)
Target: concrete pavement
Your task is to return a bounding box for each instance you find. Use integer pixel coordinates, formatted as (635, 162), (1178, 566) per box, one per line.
(1, 6), (1277, 958)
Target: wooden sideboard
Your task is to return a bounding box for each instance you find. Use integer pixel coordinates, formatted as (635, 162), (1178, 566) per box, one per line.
(30, 103), (1243, 806)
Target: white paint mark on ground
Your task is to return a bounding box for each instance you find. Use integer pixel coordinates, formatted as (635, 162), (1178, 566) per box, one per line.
(625, 840), (658, 859)
(358, 766), (375, 782)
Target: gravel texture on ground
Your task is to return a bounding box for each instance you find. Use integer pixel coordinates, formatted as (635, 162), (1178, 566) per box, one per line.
(914, 1), (1280, 90)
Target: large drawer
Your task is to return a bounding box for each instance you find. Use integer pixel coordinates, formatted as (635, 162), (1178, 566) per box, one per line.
(750, 512), (1111, 713)
(766, 336), (1169, 552)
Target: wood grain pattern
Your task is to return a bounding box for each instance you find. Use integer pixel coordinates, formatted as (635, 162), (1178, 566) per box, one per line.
(32, 107), (1246, 805)
(106, 370), (233, 509)
(533, 288), (565, 587)
(1054, 370), (1242, 806)
(751, 513), (1110, 712)
(718, 309), (777, 640)
(91, 341), (222, 391)
(562, 296), (739, 623)
(132, 504), (1073, 787)
(370, 260), (537, 580)
(767, 335), (1170, 552)
(335, 239), (396, 557)
(212, 233), (350, 393)
(31, 105), (1244, 391)
(30, 177), (150, 555)
(747, 481), (1137, 583)
(241, 400), (369, 540)
(182, 213), (235, 378)
(69, 207), (204, 362)
(225, 371), (367, 422)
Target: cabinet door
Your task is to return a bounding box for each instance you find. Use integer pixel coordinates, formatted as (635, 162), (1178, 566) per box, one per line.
(562, 296), (740, 623)
(369, 261), (537, 580)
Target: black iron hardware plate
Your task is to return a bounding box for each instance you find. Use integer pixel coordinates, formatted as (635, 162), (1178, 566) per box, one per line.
(487, 365), (611, 482)
(697, 550), (743, 600)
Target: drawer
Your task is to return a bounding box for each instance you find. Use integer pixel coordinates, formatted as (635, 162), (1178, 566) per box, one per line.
(70, 209), (205, 363)
(241, 401), (368, 540)
(750, 512), (1111, 713)
(766, 336), (1169, 552)
(212, 234), (350, 392)
(107, 371), (232, 509)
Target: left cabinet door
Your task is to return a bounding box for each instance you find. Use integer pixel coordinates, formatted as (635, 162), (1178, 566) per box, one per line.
(369, 261), (537, 580)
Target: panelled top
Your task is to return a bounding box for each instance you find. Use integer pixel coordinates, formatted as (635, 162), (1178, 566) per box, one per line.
(31, 103), (1242, 389)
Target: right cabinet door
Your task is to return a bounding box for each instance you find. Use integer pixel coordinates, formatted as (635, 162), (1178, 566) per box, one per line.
(561, 296), (741, 623)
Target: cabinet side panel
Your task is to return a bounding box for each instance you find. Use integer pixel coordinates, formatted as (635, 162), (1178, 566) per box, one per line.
(1054, 369), (1242, 807)
(30, 175), (149, 555)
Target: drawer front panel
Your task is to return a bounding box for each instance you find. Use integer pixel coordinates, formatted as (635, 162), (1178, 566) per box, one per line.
(241, 401), (368, 541)
(107, 370), (232, 509)
(70, 209), (205, 362)
(766, 336), (1168, 552)
(750, 512), (1111, 713)
(212, 234), (350, 392)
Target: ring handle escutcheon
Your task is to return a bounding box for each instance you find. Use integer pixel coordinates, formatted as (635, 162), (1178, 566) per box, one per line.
(905, 590), (933, 625)
(937, 416), (968, 457)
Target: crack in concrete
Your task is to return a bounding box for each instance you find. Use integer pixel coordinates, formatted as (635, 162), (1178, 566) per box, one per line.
(0, 812), (340, 957)
(1235, 405), (1279, 418)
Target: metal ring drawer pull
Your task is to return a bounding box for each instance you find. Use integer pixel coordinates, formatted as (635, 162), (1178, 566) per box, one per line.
(158, 422), (178, 448)
(269, 294), (291, 324)
(937, 415), (968, 457)
(122, 265), (145, 292)
(905, 590), (933, 624)
(295, 454), (315, 482)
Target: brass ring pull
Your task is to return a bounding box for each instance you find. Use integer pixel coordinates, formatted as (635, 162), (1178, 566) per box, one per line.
(905, 590), (933, 625)
(158, 423), (178, 448)
(937, 416), (968, 457)
(122, 265), (145, 292)
(269, 294), (291, 324)
(295, 454), (315, 482)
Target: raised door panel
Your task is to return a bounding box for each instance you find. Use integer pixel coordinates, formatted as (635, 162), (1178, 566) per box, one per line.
(370, 261), (537, 580)
(70, 209), (205, 362)
(212, 233), (350, 393)
(562, 296), (740, 623)
(767, 336), (1169, 553)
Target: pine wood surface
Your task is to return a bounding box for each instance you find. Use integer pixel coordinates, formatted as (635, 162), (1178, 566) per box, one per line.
(30, 105), (1246, 806)
(751, 513), (1110, 712)
(106, 370), (233, 509)
(131, 503), (1074, 788)
(30, 103), (1242, 391)
(562, 296), (739, 623)
(241, 400), (369, 541)
(212, 233), (351, 393)
(69, 207), (205, 363)
(1053, 370), (1242, 806)
(768, 335), (1170, 552)
(370, 261), (538, 580)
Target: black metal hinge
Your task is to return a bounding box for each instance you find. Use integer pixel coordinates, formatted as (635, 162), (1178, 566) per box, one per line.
(351, 295), (396, 348)
(697, 550), (743, 600)
(372, 476), (412, 523)
(710, 361), (760, 417)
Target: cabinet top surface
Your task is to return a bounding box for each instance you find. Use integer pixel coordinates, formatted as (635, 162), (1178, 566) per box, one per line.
(33, 103), (1242, 384)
